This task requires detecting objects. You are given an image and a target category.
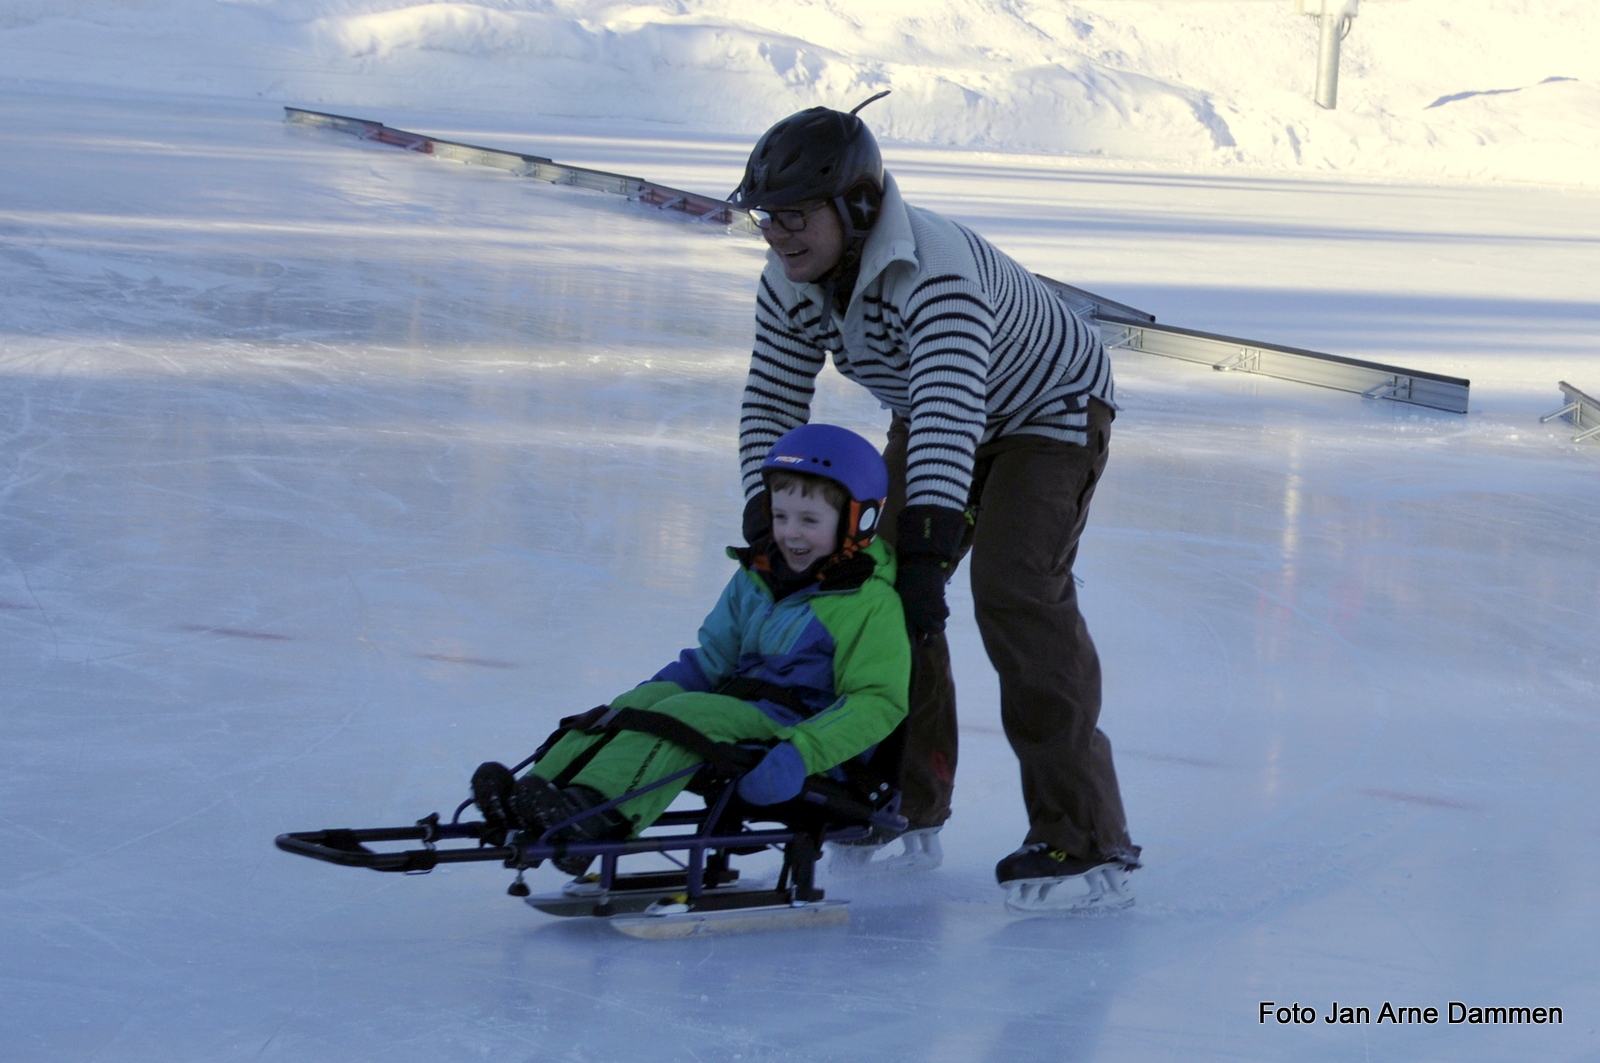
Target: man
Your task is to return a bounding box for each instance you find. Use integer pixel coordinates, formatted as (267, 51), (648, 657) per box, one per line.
(730, 99), (1141, 912)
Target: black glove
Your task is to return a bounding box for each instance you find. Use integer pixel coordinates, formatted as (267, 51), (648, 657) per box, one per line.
(894, 505), (969, 637)
(896, 557), (951, 636)
(742, 489), (771, 546)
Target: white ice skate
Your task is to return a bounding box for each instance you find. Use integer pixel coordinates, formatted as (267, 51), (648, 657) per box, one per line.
(828, 826), (943, 875)
(996, 844), (1135, 914)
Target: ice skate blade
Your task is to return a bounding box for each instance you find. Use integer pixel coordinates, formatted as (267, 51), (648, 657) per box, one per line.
(1002, 865), (1134, 915)
(611, 901), (849, 939)
(827, 828), (943, 876)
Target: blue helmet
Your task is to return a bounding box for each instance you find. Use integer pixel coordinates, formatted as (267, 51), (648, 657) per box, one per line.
(761, 423), (889, 556)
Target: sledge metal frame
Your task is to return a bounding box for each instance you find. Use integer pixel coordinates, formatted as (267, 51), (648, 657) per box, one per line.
(283, 107), (759, 233)
(1540, 381), (1600, 444)
(282, 106), (1470, 415)
(1094, 313), (1471, 414)
(277, 776), (900, 919)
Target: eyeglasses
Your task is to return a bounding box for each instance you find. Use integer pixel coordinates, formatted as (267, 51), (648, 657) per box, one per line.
(749, 203), (828, 233)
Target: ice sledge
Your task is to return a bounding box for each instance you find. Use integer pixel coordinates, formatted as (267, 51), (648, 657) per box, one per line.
(278, 708), (908, 938)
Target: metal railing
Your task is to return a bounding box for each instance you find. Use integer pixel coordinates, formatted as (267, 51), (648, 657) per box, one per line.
(284, 107), (759, 232)
(285, 106), (1470, 416)
(1541, 381), (1600, 443)
(1032, 274), (1156, 325)
(1092, 313), (1471, 414)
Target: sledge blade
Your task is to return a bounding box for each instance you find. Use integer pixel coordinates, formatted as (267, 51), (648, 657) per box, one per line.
(610, 901), (849, 939)
(525, 883), (761, 918)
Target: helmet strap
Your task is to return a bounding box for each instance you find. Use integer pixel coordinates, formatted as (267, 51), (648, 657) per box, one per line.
(822, 241), (862, 316)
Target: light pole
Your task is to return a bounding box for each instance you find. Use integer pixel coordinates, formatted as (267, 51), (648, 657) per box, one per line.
(1300, 0), (1360, 109)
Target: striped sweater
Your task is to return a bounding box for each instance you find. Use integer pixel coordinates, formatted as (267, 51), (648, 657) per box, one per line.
(739, 173), (1115, 512)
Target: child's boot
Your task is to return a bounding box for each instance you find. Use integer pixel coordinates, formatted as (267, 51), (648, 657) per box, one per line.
(512, 775), (629, 876)
(469, 761), (519, 846)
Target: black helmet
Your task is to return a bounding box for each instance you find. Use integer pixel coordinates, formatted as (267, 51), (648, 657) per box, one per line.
(731, 92), (889, 237)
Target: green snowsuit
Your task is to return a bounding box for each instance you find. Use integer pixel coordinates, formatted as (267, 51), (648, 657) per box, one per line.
(529, 538), (910, 833)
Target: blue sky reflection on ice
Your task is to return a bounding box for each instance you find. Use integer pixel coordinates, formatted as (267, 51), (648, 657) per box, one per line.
(2, 91), (1599, 1062)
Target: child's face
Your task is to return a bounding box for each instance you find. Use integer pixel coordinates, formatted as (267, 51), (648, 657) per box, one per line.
(770, 486), (841, 572)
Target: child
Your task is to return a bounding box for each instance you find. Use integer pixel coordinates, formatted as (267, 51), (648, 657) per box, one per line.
(471, 424), (910, 871)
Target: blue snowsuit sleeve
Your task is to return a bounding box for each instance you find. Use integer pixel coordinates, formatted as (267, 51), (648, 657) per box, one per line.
(646, 571), (746, 693)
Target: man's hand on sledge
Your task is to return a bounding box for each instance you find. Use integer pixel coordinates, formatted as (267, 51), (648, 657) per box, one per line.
(736, 742), (807, 806)
(894, 505), (967, 637)
(742, 489), (771, 546)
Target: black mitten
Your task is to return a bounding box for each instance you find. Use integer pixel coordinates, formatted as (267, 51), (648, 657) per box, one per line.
(894, 505), (969, 637)
(742, 489), (771, 545)
(896, 557), (951, 636)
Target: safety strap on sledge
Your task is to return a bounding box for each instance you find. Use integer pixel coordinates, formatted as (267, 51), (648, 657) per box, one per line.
(535, 704), (765, 782)
(714, 676), (815, 718)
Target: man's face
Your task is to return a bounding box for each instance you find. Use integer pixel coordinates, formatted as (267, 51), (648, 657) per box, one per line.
(759, 201), (847, 284)
(770, 485), (840, 572)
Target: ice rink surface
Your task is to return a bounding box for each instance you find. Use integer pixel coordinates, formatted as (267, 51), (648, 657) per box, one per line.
(3, 88), (1598, 1062)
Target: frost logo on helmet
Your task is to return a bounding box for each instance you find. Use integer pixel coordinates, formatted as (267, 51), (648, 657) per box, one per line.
(773, 454), (805, 464)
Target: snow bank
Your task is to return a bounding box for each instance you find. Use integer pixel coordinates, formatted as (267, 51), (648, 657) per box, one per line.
(1, 0), (1595, 185)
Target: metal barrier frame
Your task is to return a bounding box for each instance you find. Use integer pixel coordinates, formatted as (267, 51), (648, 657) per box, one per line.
(1094, 313), (1471, 414)
(1541, 381), (1600, 443)
(1033, 274), (1156, 325)
(284, 107), (758, 233)
(284, 106), (1470, 416)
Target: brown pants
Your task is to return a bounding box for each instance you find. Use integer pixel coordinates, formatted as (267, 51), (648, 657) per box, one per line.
(878, 398), (1137, 862)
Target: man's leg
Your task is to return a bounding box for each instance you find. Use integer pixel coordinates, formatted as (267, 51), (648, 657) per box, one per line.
(879, 417), (960, 829)
(967, 401), (1136, 863)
